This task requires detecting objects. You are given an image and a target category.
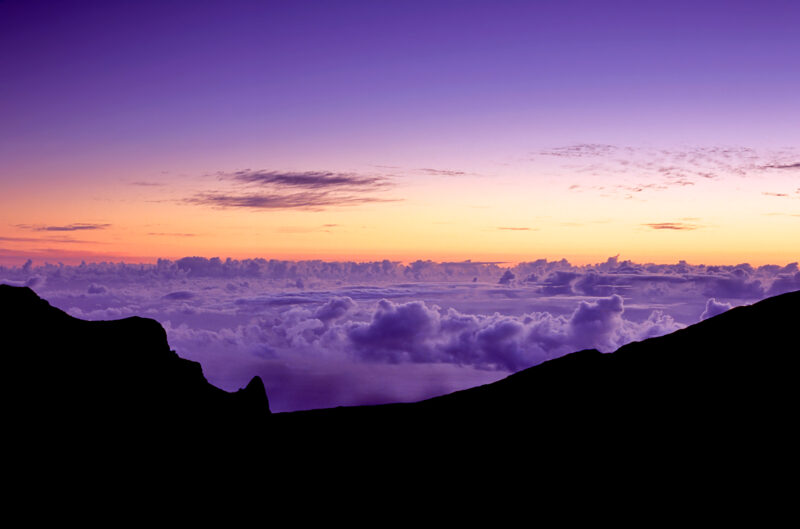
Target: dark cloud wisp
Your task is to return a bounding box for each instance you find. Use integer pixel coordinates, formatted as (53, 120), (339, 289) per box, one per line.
(130, 181), (166, 187)
(222, 170), (391, 190)
(418, 168), (468, 176)
(762, 162), (800, 170)
(188, 169), (397, 210)
(643, 222), (700, 231)
(186, 191), (396, 211)
(0, 235), (88, 244)
(16, 223), (111, 232)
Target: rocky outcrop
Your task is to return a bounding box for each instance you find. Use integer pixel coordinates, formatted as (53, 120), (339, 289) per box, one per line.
(0, 284), (270, 442)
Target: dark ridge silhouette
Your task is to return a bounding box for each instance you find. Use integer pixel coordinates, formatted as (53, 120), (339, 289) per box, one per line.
(277, 287), (798, 423)
(2, 283), (797, 477)
(0, 285), (269, 447)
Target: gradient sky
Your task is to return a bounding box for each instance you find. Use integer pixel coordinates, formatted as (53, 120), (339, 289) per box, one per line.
(2, 0), (799, 266)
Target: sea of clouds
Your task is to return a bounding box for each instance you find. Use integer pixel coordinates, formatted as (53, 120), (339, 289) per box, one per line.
(3, 255), (798, 412)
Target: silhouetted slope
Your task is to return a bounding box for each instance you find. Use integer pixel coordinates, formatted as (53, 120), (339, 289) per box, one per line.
(273, 289), (799, 461)
(0, 285), (269, 442)
(2, 283), (797, 468)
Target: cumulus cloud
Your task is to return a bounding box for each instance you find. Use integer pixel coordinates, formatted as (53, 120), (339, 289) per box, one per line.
(766, 267), (800, 296)
(314, 296), (356, 323)
(349, 300), (440, 363)
(698, 268), (765, 299)
(568, 295), (625, 350)
(0, 276), (45, 288)
(344, 295), (680, 372)
(498, 270), (515, 285)
(700, 298), (733, 320)
(87, 283), (107, 294)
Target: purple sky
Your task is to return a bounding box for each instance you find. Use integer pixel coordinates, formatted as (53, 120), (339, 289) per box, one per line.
(4, 1), (798, 153)
(2, 1), (799, 265)
(1, 1), (799, 411)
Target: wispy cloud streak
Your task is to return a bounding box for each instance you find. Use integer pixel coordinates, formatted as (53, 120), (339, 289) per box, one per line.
(418, 168), (468, 176)
(0, 235), (87, 244)
(643, 222), (700, 231)
(541, 144), (800, 199)
(16, 223), (111, 232)
(222, 170), (391, 190)
(762, 162), (800, 170)
(186, 191), (396, 210)
(187, 169), (397, 210)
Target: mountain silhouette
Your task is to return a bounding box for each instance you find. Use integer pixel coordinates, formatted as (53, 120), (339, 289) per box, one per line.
(2, 283), (796, 474)
(273, 289), (798, 465)
(0, 285), (269, 445)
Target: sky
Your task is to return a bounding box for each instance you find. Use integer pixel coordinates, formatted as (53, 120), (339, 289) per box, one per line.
(1, 0), (799, 266)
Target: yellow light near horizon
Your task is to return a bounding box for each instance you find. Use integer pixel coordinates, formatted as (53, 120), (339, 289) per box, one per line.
(2, 162), (798, 267)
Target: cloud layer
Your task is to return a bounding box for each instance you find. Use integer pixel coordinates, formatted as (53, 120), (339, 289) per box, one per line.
(2, 255), (797, 411)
